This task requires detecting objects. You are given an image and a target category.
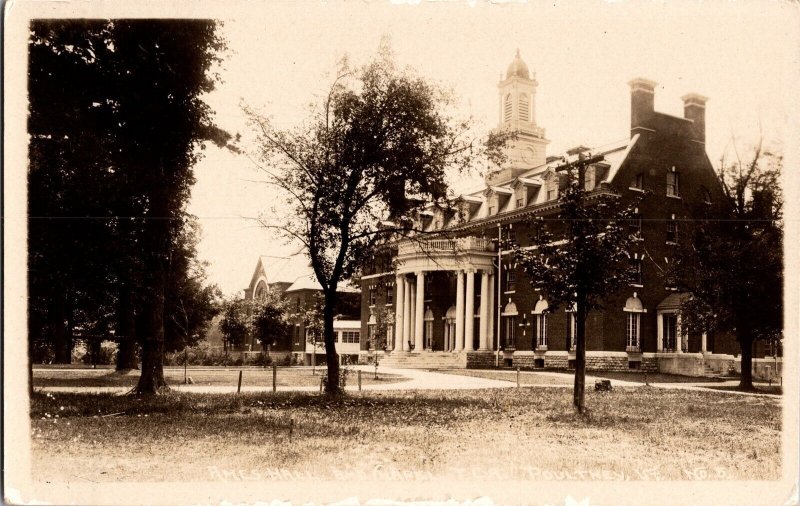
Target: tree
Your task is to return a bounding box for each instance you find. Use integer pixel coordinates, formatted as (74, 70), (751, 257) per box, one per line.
(28, 20), (230, 393)
(251, 292), (292, 351)
(219, 299), (249, 352)
(668, 141), (782, 390)
(514, 153), (638, 413)
(245, 43), (507, 393)
(28, 21), (121, 365)
(165, 219), (224, 353)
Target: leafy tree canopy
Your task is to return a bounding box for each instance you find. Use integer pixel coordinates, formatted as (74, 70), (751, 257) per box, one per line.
(668, 141), (782, 389)
(243, 41), (509, 393)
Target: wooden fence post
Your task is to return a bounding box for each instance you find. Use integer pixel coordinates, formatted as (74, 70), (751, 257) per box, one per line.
(272, 364), (277, 393)
(237, 370), (243, 394)
(358, 370), (362, 391)
(516, 367), (520, 388)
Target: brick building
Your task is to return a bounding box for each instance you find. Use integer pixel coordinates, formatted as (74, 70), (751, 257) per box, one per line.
(243, 249), (361, 364)
(357, 51), (768, 377)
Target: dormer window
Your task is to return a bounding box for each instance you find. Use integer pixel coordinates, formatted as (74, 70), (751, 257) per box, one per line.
(516, 198), (524, 208)
(488, 205), (495, 216)
(547, 188), (557, 201)
(666, 169), (680, 197)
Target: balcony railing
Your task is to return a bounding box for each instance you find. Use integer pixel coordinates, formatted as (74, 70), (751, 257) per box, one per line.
(397, 236), (493, 256)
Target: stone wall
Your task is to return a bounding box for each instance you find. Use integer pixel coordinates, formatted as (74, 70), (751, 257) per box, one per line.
(640, 356), (659, 372)
(657, 353), (706, 377)
(466, 351), (497, 369)
(544, 354), (568, 369)
(735, 357), (783, 382)
(585, 355), (629, 372)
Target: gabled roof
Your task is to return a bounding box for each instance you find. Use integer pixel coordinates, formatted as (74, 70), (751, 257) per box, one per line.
(285, 273), (359, 293)
(247, 248), (358, 295)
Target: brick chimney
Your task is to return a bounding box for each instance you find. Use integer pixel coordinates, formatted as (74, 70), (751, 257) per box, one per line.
(681, 93), (708, 143)
(628, 78), (657, 135)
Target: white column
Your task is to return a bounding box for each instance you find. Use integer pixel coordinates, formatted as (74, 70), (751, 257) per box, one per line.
(455, 271), (465, 351)
(394, 275), (405, 352)
(464, 270), (475, 351)
(415, 272), (425, 352)
(409, 279), (416, 349)
(676, 314), (684, 354)
(479, 270), (489, 350)
(656, 312), (663, 352)
(488, 273), (495, 350)
(701, 331), (707, 353)
(402, 277), (411, 351)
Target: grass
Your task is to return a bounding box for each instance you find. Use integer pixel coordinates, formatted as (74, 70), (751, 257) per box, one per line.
(573, 370), (729, 384)
(32, 367), (407, 388)
(434, 369), (574, 385)
(702, 385), (783, 395)
(30, 387), (781, 483)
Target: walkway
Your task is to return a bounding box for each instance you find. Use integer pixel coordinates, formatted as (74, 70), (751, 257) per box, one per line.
(34, 366), (780, 398)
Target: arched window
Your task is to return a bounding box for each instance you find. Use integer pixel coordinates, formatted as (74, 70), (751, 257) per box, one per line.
(533, 297), (549, 349)
(502, 300), (518, 349)
(444, 306), (457, 352)
(254, 280), (268, 300)
(518, 93), (530, 121)
(624, 293), (646, 351)
(503, 94), (513, 123)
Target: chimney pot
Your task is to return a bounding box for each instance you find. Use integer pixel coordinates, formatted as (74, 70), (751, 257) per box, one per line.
(681, 93), (708, 142)
(628, 78), (657, 134)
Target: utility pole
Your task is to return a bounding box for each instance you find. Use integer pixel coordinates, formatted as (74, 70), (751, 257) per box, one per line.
(496, 224), (503, 368)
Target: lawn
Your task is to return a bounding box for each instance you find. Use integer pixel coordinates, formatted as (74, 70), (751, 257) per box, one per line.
(585, 371), (729, 384)
(30, 387), (781, 483)
(32, 367), (407, 389)
(434, 369), (574, 385)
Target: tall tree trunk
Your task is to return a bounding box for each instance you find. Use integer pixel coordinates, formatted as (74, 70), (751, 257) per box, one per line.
(132, 202), (170, 395)
(573, 295), (587, 414)
(323, 291), (341, 395)
(116, 283), (139, 371)
(739, 337), (754, 391)
(89, 339), (102, 367)
(132, 285), (169, 393)
(52, 293), (71, 364)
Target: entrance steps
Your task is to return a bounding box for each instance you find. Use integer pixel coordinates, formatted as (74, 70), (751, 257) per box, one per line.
(378, 351), (467, 369)
(703, 363), (731, 378)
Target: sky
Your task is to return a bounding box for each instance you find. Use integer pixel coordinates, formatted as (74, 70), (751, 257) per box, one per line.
(186, 1), (799, 296)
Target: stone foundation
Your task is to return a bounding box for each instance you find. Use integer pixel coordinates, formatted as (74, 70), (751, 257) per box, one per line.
(640, 356), (659, 372)
(384, 349), (778, 381)
(466, 351), (497, 369)
(544, 354), (568, 369)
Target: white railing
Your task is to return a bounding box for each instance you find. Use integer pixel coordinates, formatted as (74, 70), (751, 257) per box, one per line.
(397, 237), (492, 256)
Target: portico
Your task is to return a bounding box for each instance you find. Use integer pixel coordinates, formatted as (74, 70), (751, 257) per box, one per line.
(390, 237), (497, 353)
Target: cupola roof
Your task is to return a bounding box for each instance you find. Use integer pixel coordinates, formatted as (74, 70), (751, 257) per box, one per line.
(505, 49), (530, 80)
